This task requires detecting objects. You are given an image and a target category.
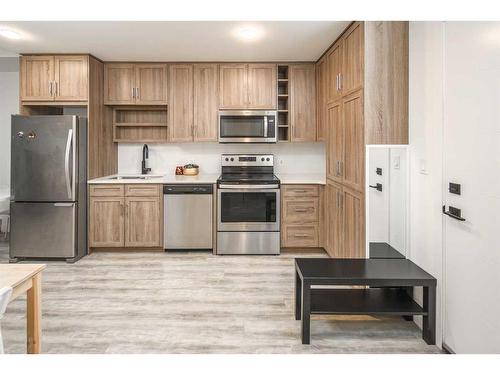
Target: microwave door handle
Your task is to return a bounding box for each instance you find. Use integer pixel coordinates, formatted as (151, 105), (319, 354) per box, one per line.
(64, 128), (73, 199)
(263, 116), (268, 137)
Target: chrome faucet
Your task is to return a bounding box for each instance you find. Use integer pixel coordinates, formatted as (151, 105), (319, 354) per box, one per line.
(141, 144), (151, 175)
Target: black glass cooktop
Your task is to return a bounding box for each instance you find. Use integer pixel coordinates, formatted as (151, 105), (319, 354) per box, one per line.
(218, 173), (280, 184)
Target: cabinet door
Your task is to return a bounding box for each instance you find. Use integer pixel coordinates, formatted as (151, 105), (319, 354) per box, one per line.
(193, 64), (218, 141)
(20, 55), (54, 101)
(219, 64), (247, 109)
(169, 64), (194, 142)
(247, 64), (277, 109)
(290, 64), (316, 142)
(125, 196), (162, 247)
(326, 43), (343, 103)
(342, 187), (365, 258)
(325, 181), (343, 258)
(326, 100), (343, 183)
(135, 63), (168, 105)
(89, 197), (124, 247)
(54, 55), (88, 101)
(316, 57), (327, 141)
(342, 90), (364, 192)
(343, 22), (364, 94)
(104, 63), (136, 104)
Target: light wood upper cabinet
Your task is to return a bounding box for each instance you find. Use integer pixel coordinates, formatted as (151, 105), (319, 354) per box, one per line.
(135, 64), (168, 105)
(290, 64), (316, 142)
(326, 42), (343, 103)
(219, 63), (276, 109)
(342, 90), (364, 192)
(21, 56), (54, 101)
(125, 196), (162, 247)
(219, 64), (247, 109)
(316, 57), (327, 141)
(326, 100), (343, 183)
(247, 64), (277, 109)
(104, 63), (167, 105)
(104, 63), (136, 104)
(193, 64), (218, 142)
(342, 22), (364, 94)
(169, 64), (194, 142)
(89, 196), (124, 247)
(21, 55), (88, 102)
(54, 55), (88, 101)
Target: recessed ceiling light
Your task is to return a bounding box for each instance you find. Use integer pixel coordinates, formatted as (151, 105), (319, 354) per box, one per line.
(234, 26), (264, 42)
(0, 29), (22, 40)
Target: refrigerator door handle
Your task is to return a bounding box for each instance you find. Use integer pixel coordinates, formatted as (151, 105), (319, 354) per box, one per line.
(64, 128), (73, 199)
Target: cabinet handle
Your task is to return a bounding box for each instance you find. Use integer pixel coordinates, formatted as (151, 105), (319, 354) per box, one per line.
(335, 161), (340, 176)
(49, 81), (52, 96)
(292, 190), (308, 193)
(293, 234), (311, 238)
(54, 81), (58, 96)
(136, 87), (140, 99)
(120, 203), (125, 216)
(339, 74), (342, 90)
(335, 74), (339, 91)
(294, 208), (311, 213)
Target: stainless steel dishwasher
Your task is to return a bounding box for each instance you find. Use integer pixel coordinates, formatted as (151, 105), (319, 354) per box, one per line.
(163, 184), (213, 250)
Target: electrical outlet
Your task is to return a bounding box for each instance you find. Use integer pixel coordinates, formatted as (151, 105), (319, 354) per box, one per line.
(419, 159), (428, 175)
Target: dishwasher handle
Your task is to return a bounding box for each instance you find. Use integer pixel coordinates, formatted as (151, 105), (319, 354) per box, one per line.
(163, 184), (213, 194)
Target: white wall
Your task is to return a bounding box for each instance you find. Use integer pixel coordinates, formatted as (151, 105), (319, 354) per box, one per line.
(408, 21), (445, 346)
(368, 148), (390, 243)
(388, 148), (407, 253)
(0, 57), (19, 189)
(118, 142), (325, 176)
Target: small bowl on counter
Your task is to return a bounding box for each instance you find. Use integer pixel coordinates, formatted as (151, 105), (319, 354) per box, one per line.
(182, 164), (199, 176)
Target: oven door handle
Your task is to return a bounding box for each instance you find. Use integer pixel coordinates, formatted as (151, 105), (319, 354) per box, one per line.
(219, 184), (280, 190)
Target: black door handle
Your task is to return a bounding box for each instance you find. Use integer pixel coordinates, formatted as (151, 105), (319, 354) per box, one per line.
(369, 183), (383, 192)
(442, 205), (466, 221)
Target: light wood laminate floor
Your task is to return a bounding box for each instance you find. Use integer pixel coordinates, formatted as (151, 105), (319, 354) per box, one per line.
(0, 245), (440, 354)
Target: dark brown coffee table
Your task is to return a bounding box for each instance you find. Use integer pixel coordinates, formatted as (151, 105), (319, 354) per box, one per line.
(295, 258), (437, 345)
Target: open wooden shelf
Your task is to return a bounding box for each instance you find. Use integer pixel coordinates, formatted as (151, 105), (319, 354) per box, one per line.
(112, 106), (168, 143)
(310, 288), (426, 316)
(277, 65), (290, 142)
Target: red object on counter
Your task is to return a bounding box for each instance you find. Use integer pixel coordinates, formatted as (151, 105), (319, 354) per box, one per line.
(175, 166), (184, 175)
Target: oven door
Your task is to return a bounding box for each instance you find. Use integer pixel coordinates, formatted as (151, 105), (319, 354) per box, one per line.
(217, 186), (280, 231)
(218, 111), (276, 143)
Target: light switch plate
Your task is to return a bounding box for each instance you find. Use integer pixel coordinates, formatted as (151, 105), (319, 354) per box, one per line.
(393, 156), (400, 169)
(419, 159), (428, 175)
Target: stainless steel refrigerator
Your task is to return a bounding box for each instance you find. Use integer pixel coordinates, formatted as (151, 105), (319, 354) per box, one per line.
(10, 115), (87, 262)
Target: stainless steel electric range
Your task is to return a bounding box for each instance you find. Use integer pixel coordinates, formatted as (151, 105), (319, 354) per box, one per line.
(216, 154), (280, 255)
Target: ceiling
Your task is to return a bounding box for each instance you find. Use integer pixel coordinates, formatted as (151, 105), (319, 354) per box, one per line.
(0, 21), (349, 62)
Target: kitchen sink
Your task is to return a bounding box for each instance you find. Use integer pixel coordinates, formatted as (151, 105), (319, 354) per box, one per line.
(106, 175), (163, 180)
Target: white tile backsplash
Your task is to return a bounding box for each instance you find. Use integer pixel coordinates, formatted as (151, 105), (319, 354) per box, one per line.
(118, 142), (326, 176)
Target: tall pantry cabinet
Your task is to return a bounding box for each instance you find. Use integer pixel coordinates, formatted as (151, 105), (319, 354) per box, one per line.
(318, 21), (409, 259)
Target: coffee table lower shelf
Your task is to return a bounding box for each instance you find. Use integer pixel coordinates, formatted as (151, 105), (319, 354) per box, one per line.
(310, 288), (426, 316)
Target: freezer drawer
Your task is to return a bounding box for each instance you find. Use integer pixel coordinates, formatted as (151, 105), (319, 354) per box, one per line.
(10, 202), (77, 258)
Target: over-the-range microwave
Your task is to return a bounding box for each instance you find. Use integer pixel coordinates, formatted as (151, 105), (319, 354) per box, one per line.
(218, 110), (277, 143)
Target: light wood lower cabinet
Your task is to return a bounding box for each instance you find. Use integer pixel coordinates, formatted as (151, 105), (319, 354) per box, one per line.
(325, 180), (364, 258)
(124, 196), (162, 247)
(89, 184), (162, 249)
(89, 196), (125, 247)
(281, 185), (321, 248)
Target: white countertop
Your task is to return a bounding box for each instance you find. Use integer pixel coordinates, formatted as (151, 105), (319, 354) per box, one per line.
(276, 173), (326, 185)
(88, 174), (220, 184)
(88, 173), (326, 185)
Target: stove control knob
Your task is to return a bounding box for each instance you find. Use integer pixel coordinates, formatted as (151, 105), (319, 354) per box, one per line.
(230, 157), (234, 162)
(225, 157), (229, 161)
(266, 157), (270, 162)
(261, 157), (265, 162)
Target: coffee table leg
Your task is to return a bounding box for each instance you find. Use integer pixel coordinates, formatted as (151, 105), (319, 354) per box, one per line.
(27, 273), (42, 354)
(402, 287), (414, 321)
(301, 281), (311, 344)
(422, 285), (436, 345)
(295, 271), (302, 320)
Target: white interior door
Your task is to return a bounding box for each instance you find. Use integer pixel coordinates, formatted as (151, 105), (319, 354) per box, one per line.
(443, 22), (500, 353)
